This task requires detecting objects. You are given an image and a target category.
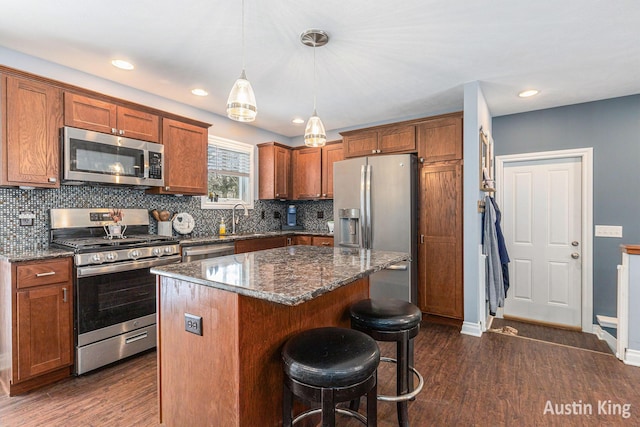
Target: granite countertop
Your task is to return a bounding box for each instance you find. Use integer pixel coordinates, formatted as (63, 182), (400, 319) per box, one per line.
(0, 247), (75, 263)
(179, 230), (334, 247)
(151, 245), (409, 306)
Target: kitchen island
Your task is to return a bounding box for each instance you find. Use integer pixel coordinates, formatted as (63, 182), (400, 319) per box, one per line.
(151, 245), (410, 427)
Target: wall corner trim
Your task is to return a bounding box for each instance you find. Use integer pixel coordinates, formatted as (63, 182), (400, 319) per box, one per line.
(461, 322), (483, 337)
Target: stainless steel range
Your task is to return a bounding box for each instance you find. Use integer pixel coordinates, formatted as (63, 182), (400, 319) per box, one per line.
(50, 208), (180, 375)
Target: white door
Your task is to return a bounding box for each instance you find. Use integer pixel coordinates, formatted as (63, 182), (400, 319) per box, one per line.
(501, 157), (582, 327)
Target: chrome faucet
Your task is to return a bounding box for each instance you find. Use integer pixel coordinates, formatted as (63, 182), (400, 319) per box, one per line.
(232, 203), (249, 234)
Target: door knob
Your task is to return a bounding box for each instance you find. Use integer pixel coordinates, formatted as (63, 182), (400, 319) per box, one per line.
(571, 252), (580, 259)
(572, 241), (579, 246)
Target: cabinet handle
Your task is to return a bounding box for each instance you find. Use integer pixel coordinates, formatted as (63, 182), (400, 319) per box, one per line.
(276, 193), (280, 197)
(420, 234), (425, 244)
(35, 271), (56, 277)
(322, 193), (327, 197)
(321, 242), (330, 246)
(119, 130), (125, 135)
(377, 150), (382, 153)
(371, 149), (377, 154)
(48, 177), (57, 183)
(62, 287), (68, 303)
(111, 128), (117, 134)
(316, 194), (321, 197)
(287, 238), (292, 245)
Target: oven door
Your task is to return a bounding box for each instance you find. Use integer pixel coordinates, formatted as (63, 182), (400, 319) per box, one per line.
(75, 256), (180, 346)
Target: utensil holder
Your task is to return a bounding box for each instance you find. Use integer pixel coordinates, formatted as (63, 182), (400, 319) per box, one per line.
(158, 221), (173, 236)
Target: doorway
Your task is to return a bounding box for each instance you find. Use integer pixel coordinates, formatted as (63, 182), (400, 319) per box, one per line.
(495, 148), (593, 332)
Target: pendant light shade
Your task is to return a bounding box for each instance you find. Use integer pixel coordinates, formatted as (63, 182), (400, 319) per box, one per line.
(227, 69), (257, 122)
(227, 0), (257, 122)
(301, 29), (328, 147)
(304, 110), (326, 147)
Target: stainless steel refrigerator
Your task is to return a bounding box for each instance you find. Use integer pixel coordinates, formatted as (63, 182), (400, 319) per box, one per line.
(334, 153), (417, 303)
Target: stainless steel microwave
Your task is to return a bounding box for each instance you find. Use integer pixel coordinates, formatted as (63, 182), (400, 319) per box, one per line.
(62, 126), (164, 187)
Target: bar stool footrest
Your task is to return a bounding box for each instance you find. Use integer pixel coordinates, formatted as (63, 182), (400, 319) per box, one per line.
(293, 407), (368, 425)
(377, 356), (424, 403)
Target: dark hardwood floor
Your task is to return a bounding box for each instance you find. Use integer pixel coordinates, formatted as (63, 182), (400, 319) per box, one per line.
(1, 322), (639, 426)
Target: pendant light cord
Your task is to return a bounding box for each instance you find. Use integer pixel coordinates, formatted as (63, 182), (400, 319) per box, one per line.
(312, 40), (317, 113)
(241, 0), (246, 71)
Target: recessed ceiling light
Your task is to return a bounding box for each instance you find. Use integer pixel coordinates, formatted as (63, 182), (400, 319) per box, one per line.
(518, 89), (539, 98)
(292, 118), (305, 124)
(111, 59), (134, 70)
(191, 88), (209, 97)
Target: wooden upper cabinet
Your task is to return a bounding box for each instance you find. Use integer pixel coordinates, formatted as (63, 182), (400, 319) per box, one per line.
(321, 142), (343, 199)
(64, 92), (160, 143)
(291, 141), (343, 200)
(417, 114), (463, 163)
(342, 131), (378, 158)
(258, 142), (291, 200)
(292, 147), (322, 199)
(2, 75), (62, 188)
(341, 125), (415, 158)
(150, 118), (208, 195)
(378, 125), (416, 154)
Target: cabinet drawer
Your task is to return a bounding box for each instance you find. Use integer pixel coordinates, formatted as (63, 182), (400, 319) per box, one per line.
(312, 236), (334, 247)
(16, 258), (72, 289)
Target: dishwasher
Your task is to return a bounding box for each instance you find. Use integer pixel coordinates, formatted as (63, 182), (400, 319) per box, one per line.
(181, 243), (235, 262)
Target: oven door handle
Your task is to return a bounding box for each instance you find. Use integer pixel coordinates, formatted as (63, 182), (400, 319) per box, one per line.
(76, 255), (181, 278)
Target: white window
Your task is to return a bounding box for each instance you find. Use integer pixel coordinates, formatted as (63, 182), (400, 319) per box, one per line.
(200, 135), (254, 210)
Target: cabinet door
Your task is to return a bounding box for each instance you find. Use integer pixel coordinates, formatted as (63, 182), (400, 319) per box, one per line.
(292, 148), (321, 199)
(417, 115), (462, 162)
(418, 162), (463, 319)
(293, 235), (312, 245)
(321, 143), (343, 199)
(116, 106), (160, 142)
(274, 146), (291, 199)
(342, 131), (378, 158)
(16, 283), (73, 381)
(378, 125), (416, 154)
(64, 92), (117, 134)
(159, 118), (208, 195)
(3, 76), (62, 187)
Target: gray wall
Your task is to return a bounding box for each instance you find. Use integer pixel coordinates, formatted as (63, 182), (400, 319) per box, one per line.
(492, 94), (640, 321)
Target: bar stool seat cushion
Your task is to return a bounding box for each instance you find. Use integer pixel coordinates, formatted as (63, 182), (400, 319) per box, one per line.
(282, 327), (380, 388)
(350, 298), (422, 332)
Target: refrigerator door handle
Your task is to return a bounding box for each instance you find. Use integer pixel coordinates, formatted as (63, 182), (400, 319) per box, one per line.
(360, 164), (367, 249)
(365, 164), (372, 249)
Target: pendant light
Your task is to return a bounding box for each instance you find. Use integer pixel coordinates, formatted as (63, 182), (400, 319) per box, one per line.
(226, 0), (257, 122)
(301, 29), (328, 147)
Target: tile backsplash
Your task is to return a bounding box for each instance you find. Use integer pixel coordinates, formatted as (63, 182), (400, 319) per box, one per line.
(0, 186), (334, 252)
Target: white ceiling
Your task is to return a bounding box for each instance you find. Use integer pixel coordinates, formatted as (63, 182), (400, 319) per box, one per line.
(1, 0), (639, 138)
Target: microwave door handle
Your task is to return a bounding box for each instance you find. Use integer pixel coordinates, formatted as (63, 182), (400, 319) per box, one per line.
(142, 151), (149, 179)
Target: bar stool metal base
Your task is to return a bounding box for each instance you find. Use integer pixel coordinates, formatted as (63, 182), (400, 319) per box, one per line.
(377, 356), (424, 402)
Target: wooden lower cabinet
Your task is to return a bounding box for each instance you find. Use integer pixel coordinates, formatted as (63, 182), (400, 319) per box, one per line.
(418, 162), (463, 319)
(235, 236), (287, 254)
(311, 236), (334, 247)
(0, 257), (74, 396)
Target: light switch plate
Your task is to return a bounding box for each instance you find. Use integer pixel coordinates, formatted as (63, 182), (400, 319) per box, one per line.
(594, 225), (623, 238)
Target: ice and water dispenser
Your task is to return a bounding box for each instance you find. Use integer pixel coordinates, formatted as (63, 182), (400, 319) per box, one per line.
(338, 208), (360, 247)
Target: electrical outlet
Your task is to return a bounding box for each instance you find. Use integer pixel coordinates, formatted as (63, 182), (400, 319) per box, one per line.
(19, 211), (35, 226)
(184, 313), (202, 336)
(274, 211), (281, 219)
(594, 225), (623, 238)
(317, 211), (324, 219)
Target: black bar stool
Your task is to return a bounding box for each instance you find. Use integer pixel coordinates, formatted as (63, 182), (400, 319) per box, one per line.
(282, 327), (380, 427)
(350, 298), (424, 427)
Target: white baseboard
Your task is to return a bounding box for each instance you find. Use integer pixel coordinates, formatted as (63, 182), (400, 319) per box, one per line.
(624, 349), (640, 367)
(461, 321), (483, 337)
(593, 324), (617, 354)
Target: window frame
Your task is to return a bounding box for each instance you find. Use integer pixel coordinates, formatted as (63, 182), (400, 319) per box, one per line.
(200, 135), (255, 210)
